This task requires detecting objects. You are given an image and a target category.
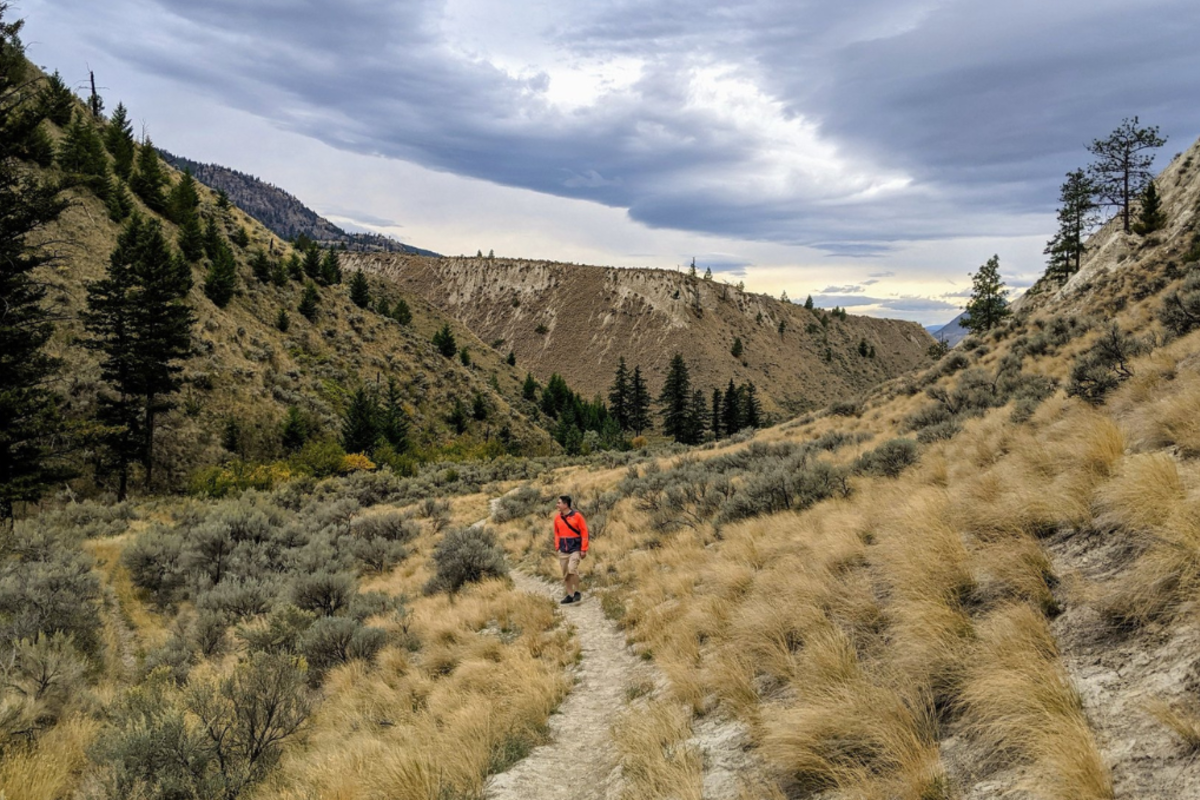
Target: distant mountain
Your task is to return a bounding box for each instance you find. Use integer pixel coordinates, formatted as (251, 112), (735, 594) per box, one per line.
(159, 150), (439, 256)
(929, 312), (969, 347)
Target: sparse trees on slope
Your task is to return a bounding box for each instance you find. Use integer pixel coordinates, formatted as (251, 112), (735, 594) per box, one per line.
(57, 112), (109, 184)
(342, 386), (380, 454)
(38, 70), (73, 126)
(392, 298), (412, 325)
(166, 168), (200, 225)
(83, 214), (194, 498)
(963, 254), (1010, 335)
(1044, 169), (1098, 283)
(1087, 117), (1166, 234)
(0, 9), (72, 522)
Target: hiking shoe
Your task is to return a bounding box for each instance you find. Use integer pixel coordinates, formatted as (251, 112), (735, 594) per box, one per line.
(560, 594), (575, 604)
(573, 591), (582, 602)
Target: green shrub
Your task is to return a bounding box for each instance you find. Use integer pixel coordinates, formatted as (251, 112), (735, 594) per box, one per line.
(197, 576), (277, 621)
(916, 420), (962, 443)
(717, 461), (844, 523)
(0, 545), (102, 657)
(290, 571), (356, 617)
(1067, 324), (1148, 404)
(492, 486), (544, 523)
(237, 605), (316, 656)
(829, 400), (862, 417)
(122, 526), (187, 607)
(1158, 272), (1200, 337)
(425, 527), (508, 594)
(299, 615), (388, 679)
(854, 438), (919, 478)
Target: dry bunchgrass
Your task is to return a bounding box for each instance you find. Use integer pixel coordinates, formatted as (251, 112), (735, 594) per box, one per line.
(612, 699), (702, 800)
(0, 716), (99, 800)
(1094, 452), (1185, 532)
(1101, 497), (1200, 624)
(261, 579), (573, 800)
(1147, 699), (1200, 752)
(759, 626), (946, 800)
(960, 603), (1112, 800)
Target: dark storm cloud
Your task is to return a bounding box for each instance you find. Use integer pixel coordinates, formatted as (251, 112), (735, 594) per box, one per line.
(66, 0), (1200, 252)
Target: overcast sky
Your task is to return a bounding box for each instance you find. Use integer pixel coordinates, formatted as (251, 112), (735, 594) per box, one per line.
(19, 0), (1200, 325)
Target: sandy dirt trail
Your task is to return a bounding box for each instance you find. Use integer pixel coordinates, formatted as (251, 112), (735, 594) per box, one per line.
(484, 569), (649, 800)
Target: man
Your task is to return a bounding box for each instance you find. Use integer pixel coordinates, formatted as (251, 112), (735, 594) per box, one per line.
(552, 495), (588, 604)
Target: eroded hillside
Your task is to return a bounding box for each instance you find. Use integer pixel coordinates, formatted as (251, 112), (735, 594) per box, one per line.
(344, 253), (935, 415)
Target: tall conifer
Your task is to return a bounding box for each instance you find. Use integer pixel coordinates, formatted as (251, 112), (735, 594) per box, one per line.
(83, 215), (193, 497)
(0, 9), (72, 521)
(658, 353), (692, 442)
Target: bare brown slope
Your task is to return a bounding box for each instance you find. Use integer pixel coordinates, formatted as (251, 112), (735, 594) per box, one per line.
(344, 254), (935, 415)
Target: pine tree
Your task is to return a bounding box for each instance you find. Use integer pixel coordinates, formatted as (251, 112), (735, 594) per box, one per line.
(472, 392), (488, 421)
(731, 337), (743, 358)
(104, 102), (135, 179)
(1044, 168), (1098, 282)
(392, 298), (412, 325)
(432, 324), (457, 358)
(202, 214), (223, 261)
(721, 379), (740, 436)
(522, 373), (538, 402)
(204, 242), (238, 308)
(271, 258), (288, 287)
(375, 295), (391, 316)
(658, 353), (692, 442)
(629, 366), (651, 436)
(685, 389), (707, 445)
(608, 357), (630, 430)
(342, 386), (380, 454)
(250, 249), (272, 283)
(711, 387), (722, 440)
(280, 406), (307, 452)
(166, 168), (200, 225)
(379, 377), (409, 452)
(963, 254), (1010, 335)
(82, 214), (194, 498)
(298, 282), (320, 321)
(743, 383), (762, 429)
(231, 226), (249, 248)
(221, 416), (241, 455)
(447, 398), (469, 434)
(0, 12), (73, 522)
(285, 252), (303, 281)
(804, 295), (814, 310)
(215, 189), (229, 211)
(459, 347), (471, 367)
(57, 112), (109, 183)
(106, 176), (134, 223)
(39, 70), (74, 126)
(1087, 117), (1167, 233)
(302, 246), (322, 281)
(348, 269), (371, 308)
(506, 351), (516, 367)
(1132, 180), (1166, 236)
(129, 136), (168, 213)
(177, 210), (204, 262)
(320, 249), (341, 285)
(275, 308), (290, 332)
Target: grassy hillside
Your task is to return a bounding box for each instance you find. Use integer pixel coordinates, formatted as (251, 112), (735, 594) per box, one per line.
(344, 253), (937, 417)
(18, 89), (557, 500)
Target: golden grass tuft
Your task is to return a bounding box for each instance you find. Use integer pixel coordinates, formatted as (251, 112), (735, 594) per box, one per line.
(960, 603), (1112, 800)
(1095, 452), (1185, 532)
(1147, 699), (1200, 752)
(1101, 497), (1200, 624)
(0, 716), (99, 800)
(613, 699), (702, 800)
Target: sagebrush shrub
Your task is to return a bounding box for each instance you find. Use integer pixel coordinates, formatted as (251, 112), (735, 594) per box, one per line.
(855, 439), (920, 478)
(1158, 272), (1200, 337)
(1067, 324), (1148, 404)
(290, 571), (356, 616)
(492, 486), (544, 523)
(425, 527), (508, 594)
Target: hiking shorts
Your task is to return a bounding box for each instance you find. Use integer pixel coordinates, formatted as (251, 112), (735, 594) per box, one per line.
(558, 551), (582, 578)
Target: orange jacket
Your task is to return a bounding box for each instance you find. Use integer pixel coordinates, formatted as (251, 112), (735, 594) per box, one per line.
(553, 510), (588, 553)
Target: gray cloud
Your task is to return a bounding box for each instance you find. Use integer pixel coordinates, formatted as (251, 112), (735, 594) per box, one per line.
(43, 0), (1200, 255)
(821, 284), (866, 293)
